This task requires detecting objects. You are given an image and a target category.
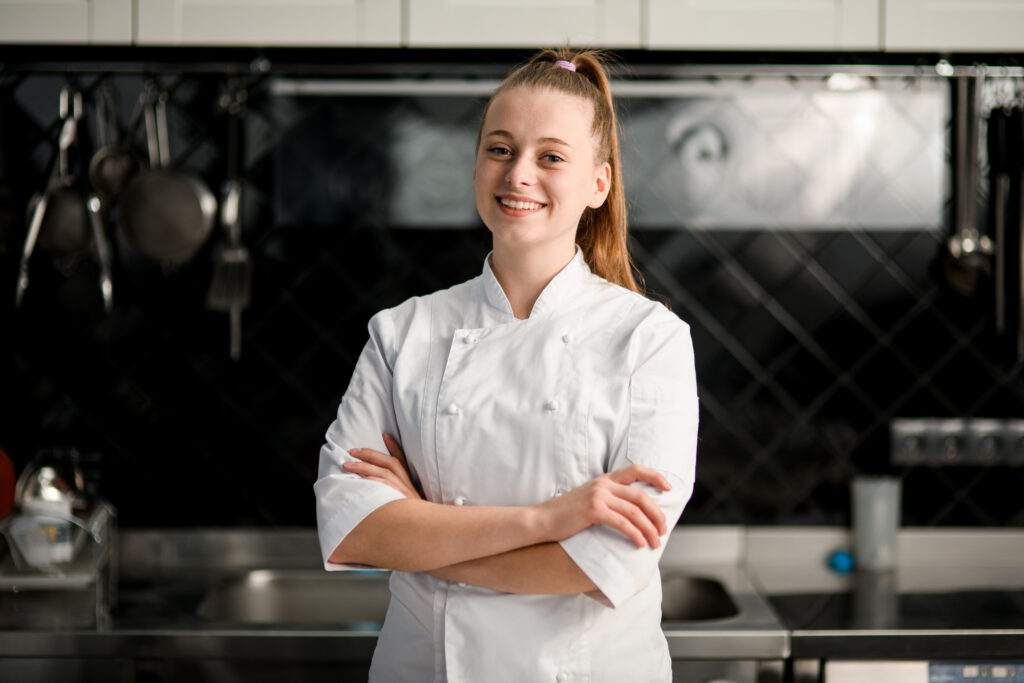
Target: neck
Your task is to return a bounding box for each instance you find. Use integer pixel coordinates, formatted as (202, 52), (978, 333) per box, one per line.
(490, 242), (576, 319)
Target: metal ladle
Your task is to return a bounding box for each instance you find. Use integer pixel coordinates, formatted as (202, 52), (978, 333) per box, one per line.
(945, 70), (993, 296)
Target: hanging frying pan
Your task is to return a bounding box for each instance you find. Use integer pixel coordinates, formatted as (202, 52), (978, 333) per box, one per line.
(35, 87), (90, 259)
(15, 87), (90, 307)
(87, 81), (139, 203)
(117, 84), (216, 270)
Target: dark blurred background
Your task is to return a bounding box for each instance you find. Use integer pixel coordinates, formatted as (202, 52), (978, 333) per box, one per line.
(1, 48), (1022, 529)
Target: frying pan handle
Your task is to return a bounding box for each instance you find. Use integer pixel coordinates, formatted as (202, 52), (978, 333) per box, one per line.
(143, 96), (160, 169)
(58, 87), (82, 122)
(15, 194), (49, 308)
(954, 74), (983, 239)
(98, 81), (123, 147)
(95, 84), (112, 149)
(155, 91), (172, 169)
(56, 87), (80, 184)
(87, 195), (113, 313)
(221, 180), (241, 246)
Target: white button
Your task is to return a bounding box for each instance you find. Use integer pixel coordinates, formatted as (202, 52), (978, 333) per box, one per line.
(464, 334), (478, 344)
(561, 333), (571, 344)
(446, 403), (461, 415)
(545, 399), (559, 412)
(454, 496), (466, 506)
(556, 672), (569, 683)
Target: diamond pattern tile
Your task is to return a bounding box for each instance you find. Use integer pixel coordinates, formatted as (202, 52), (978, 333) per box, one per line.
(1, 67), (1022, 530)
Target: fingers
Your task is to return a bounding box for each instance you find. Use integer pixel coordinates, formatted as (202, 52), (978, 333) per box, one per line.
(610, 481), (667, 536)
(346, 447), (396, 470)
(382, 433), (409, 470)
(345, 446), (416, 497)
(604, 494), (663, 547)
(599, 508), (653, 549)
(583, 476), (667, 548)
(343, 457), (416, 498)
(608, 463), (672, 492)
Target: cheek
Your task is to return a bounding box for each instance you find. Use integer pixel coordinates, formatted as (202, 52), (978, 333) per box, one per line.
(552, 176), (593, 207)
(474, 159), (499, 188)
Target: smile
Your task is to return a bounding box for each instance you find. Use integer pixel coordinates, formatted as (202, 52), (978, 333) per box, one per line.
(498, 197), (545, 211)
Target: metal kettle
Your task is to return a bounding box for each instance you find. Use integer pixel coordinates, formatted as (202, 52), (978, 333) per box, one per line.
(4, 449), (93, 569)
(14, 449), (91, 517)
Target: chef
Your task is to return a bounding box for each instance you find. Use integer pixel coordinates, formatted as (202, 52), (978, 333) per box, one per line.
(315, 47), (699, 683)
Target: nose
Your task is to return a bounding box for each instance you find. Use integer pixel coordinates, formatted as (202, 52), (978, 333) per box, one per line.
(505, 156), (535, 186)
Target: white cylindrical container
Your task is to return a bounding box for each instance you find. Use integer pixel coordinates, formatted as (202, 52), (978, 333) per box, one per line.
(851, 476), (901, 571)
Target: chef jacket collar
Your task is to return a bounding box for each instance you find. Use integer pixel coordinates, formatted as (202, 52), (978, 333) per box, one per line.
(482, 247), (590, 319)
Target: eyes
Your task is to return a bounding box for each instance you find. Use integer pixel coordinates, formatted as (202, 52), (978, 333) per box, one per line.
(485, 145), (565, 165)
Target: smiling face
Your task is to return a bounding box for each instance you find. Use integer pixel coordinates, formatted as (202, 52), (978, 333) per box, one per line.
(473, 87), (611, 260)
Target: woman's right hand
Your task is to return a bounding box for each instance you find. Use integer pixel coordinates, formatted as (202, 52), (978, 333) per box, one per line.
(343, 433), (423, 501)
(534, 464), (671, 548)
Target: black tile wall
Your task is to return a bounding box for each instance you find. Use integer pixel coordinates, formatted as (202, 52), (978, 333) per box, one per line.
(1, 58), (1022, 529)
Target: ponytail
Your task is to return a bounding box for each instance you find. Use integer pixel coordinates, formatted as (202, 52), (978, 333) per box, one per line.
(479, 48), (643, 294)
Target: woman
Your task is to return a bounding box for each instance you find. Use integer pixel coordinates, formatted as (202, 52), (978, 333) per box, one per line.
(315, 48), (699, 682)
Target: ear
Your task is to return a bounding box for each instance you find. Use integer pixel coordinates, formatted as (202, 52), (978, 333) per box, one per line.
(588, 161), (612, 209)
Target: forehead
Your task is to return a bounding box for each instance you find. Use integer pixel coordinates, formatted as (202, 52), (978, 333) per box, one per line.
(482, 87), (596, 143)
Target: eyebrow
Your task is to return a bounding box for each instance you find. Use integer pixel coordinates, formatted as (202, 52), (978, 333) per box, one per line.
(484, 129), (574, 149)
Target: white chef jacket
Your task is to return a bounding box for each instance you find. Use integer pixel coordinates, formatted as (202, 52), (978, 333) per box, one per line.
(315, 248), (698, 683)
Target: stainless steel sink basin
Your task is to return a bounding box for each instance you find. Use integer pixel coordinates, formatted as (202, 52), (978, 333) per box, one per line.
(662, 574), (740, 621)
(195, 570), (739, 625)
(196, 570), (390, 626)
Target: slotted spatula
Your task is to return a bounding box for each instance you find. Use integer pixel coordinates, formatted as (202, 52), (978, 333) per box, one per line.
(207, 179), (250, 360)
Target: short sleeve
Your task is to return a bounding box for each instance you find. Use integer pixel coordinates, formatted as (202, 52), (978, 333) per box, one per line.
(560, 314), (698, 607)
(314, 310), (406, 571)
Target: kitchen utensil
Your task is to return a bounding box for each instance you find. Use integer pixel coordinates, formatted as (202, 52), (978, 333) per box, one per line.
(944, 72), (993, 296)
(87, 194), (114, 312)
(87, 81), (139, 202)
(988, 100), (1023, 351)
(16, 87), (90, 306)
(117, 84), (216, 270)
(11, 449), (91, 569)
(14, 449), (91, 517)
(207, 184), (251, 360)
(36, 87), (90, 257)
(990, 106), (1010, 334)
(206, 86), (251, 361)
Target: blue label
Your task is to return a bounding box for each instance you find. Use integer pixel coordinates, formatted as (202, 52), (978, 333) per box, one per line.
(930, 663), (1024, 682)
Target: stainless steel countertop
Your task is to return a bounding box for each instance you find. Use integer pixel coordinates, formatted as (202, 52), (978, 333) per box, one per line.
(0, 527), (790, 662)
(745, 526), (1024, 659)
(4, 525), (1023, 663)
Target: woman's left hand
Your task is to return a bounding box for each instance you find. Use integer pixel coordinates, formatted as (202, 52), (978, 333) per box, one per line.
(344, 433), (423, 500)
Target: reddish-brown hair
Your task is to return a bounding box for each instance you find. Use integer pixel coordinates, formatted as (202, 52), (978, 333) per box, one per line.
(479, 48), (642, 293)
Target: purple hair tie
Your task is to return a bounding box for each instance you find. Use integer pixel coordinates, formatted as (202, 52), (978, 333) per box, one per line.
(554, 60), (577, 72)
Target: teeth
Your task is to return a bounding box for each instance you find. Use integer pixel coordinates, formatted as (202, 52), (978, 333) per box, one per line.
(500, 197), (543, 211)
